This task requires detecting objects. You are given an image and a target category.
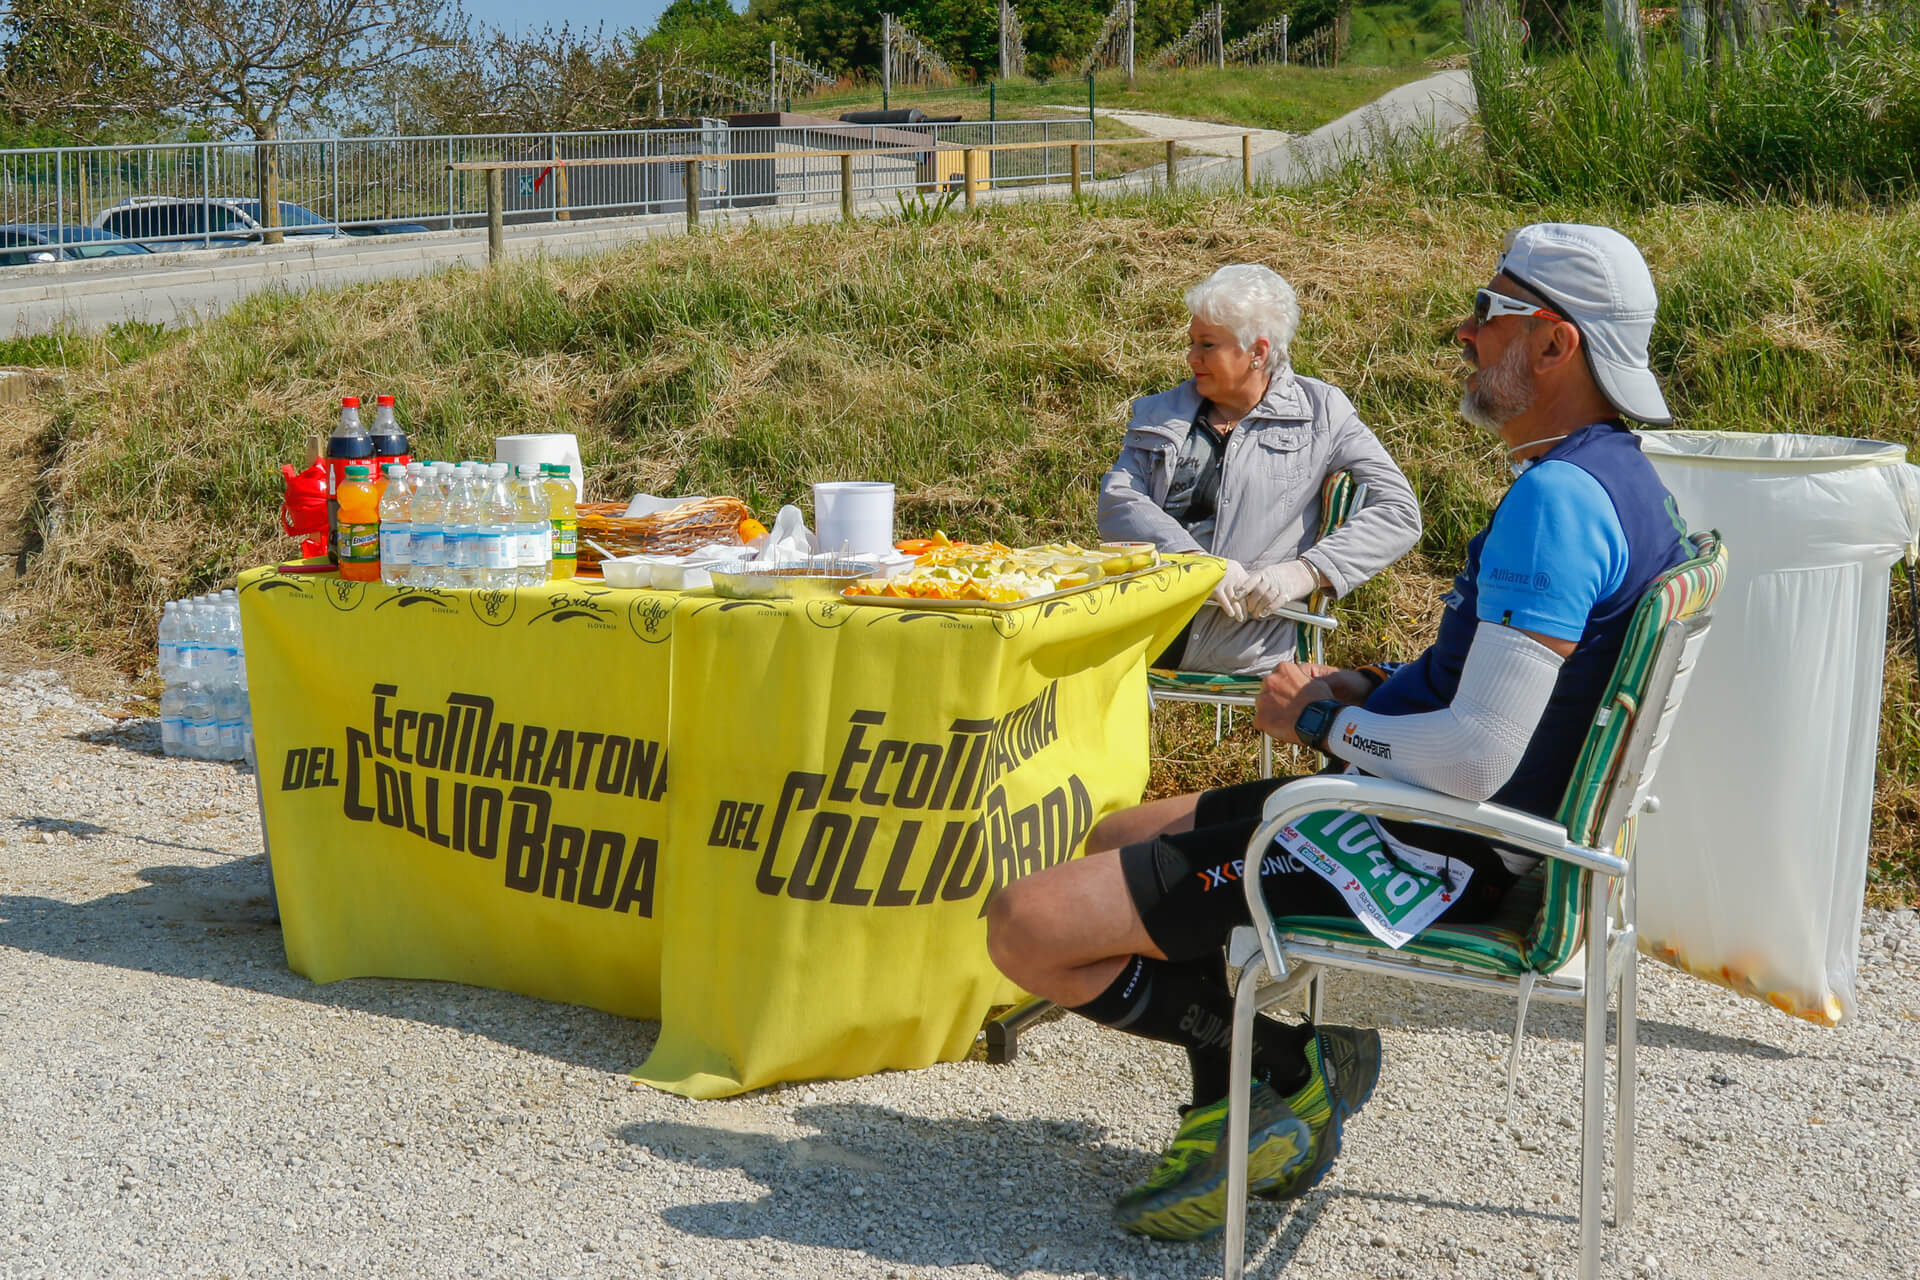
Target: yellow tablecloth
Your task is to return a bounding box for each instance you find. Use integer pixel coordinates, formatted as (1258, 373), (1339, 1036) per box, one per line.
(238, 557), (1218, 1096)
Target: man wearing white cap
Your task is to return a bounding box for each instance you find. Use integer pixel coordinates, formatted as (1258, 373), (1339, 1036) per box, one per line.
(986, 224), (1691, 1241)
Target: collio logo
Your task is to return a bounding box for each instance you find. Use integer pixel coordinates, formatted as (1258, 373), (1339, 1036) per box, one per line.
(375, 587), (460, 614)
(467, 587), (519, 628)
(322, 579), (367, 612)
(527, 588), (619, 630)
(627, 593), (676, 644)
(803, 597), (856, 630)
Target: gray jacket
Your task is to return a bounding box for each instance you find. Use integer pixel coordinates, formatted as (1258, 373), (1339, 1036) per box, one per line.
(1097, 370), (1422, 675)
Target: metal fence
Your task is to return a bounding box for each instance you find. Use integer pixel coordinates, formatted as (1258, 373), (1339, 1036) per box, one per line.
(0, 118), (1095, 254)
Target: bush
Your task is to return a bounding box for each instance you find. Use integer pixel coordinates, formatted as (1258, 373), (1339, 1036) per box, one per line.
(1471, 12), (1920, 204)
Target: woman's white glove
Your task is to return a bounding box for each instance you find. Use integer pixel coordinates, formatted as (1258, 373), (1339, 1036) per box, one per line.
(1239, 559), (1322, 618)
(1209, 559), (1250, 622)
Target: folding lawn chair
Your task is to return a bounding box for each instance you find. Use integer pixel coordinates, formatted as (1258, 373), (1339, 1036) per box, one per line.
(1147, 472), (1366, 779)
(1220, 529), (1727, 1280)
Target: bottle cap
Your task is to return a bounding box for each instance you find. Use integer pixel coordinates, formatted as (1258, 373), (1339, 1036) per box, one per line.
(376, 394), (396, 406)
(341, 396), (361, 408)
(384, 463), (405, 476)
(346, 464), (370, 480)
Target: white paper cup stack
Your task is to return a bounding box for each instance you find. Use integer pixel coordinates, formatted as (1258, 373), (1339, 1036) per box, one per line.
(813, 482), (895, 559)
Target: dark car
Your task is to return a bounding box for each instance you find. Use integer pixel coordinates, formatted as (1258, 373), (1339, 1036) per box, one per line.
(0, 224), (152, 266)
(92, 197), (432, 250)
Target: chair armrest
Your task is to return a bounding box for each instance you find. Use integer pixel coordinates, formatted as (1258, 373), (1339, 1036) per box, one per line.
(1238, 773), (1624, 981)
(1265, 603), (1338, 631)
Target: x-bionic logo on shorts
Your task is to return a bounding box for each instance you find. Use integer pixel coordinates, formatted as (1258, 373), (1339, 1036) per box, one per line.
(1341, 721), (1391, 760)
(1194, 849), (1295, 890)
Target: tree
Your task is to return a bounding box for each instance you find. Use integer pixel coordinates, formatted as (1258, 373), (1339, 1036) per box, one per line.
(0, 0), (161, 142)
(62, 0), (466, 240)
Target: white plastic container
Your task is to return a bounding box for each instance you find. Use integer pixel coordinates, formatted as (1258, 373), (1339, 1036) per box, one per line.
(813, 481), (895, 559)
(494, 434), (583, 500)
(1637, 431), (1920, 1026)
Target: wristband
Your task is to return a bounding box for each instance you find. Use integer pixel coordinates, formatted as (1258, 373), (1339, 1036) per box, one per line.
(1355, 665), (1392, 693)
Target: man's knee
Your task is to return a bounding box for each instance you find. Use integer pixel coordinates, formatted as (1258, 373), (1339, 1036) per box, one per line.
(985, 877), (1053, 983)
(1087, 809), (1133, 853)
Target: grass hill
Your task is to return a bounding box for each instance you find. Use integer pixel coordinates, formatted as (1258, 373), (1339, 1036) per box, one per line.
(3, 177), (1915, 902)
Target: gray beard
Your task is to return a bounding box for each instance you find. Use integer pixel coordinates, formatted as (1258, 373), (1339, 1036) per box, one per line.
(1458, 340), (1536, 433)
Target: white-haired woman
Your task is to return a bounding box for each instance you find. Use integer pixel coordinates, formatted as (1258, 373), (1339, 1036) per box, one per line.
(1099, 263), (1422, 675)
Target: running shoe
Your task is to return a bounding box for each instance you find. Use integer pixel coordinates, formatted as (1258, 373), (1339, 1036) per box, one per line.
(1255, 1023), (1382, 1202)
(1115, 1082), (1311, 1240)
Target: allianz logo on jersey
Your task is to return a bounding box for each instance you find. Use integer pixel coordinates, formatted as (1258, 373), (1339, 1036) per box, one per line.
(1341, 722), (1392, 760)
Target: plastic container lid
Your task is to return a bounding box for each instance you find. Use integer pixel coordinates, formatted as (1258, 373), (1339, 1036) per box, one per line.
(345, 464), (371, 480)
(341, 396), (361, 408)
(376, 394), (396, 406)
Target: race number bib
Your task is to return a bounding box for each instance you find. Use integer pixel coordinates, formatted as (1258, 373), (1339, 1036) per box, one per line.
(1273, 809), (1471, 949)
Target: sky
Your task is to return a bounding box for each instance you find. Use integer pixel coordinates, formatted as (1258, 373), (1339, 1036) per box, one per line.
(460, 0), (677, 38)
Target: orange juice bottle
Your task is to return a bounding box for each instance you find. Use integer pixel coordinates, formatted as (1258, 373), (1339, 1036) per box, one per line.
(337, 464), (382, 582)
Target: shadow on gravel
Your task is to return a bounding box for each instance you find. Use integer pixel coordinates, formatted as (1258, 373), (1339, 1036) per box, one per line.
(624, 1104), (1322, 1278)
(68, 721), (255, 775)
(0, 858), (658, 1077)
(1327, 975), (1800, 1063)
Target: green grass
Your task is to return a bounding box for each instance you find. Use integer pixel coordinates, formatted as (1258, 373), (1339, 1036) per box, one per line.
(6, 180), (1917, 900)
(1464, 17), (1920, 204)
(0, 321), (172, 370)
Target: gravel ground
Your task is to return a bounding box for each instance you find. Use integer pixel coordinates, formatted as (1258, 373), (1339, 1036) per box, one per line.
(2, 659), (1917, 1280)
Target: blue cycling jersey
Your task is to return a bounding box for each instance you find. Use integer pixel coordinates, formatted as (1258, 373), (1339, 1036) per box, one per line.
(1476, 460), (1630, 641)
(1364, 422), (1688, 819)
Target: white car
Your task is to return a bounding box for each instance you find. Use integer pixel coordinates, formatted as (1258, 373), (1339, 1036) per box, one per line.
(92, 197), (431, 250)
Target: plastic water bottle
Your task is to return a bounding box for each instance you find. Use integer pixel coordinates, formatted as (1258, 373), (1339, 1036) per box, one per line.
(215, 681), (247, 760)
(515, 464), (551, 586)
(408, 463), (445, 588)
(189, 599), (216, 679)
(157, 601), (183, 682)
(479, 464), (519, 589)
(445, 463), (482, 589)
(183, 679), (218, 760)
(211, 595), (243, 684)
(379, 463), (412, 587)
(159, 679), (187, 757)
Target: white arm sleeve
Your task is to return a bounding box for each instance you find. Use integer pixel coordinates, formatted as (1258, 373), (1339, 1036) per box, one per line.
(1324, 623), (1565, 801)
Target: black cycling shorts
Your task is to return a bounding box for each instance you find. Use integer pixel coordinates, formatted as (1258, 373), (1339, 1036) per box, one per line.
(1118, 776), (1518, 962)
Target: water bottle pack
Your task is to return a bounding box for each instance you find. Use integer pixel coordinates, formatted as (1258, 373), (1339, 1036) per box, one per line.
(355, 458), (562, 589)
(157, 590), (252, 763)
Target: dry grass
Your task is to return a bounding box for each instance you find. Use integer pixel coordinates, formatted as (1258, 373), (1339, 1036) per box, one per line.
(3, 182), (1917, 899)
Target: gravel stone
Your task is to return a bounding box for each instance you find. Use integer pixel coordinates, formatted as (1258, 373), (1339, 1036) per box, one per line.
(2, 662), (1918, 1278)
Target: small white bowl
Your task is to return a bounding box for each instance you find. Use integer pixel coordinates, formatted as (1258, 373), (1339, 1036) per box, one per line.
(599, 556), (655, 589)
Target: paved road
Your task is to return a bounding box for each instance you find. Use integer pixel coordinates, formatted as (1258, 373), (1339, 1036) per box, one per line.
(0, 71), (1475, 339)
(1038, 104), (1291, 155)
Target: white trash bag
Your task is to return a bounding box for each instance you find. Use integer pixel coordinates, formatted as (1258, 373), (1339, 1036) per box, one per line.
(1637, 431), (1920, 1026)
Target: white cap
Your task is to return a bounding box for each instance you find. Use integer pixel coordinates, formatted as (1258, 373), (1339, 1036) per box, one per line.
(1497, 223), (1672, 426)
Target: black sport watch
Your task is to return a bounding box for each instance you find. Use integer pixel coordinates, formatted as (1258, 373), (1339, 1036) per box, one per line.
(1294, 698), (1346, 755)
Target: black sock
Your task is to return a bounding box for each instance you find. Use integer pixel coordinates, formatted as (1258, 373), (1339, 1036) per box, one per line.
(1069, 954), (1315, 1106)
